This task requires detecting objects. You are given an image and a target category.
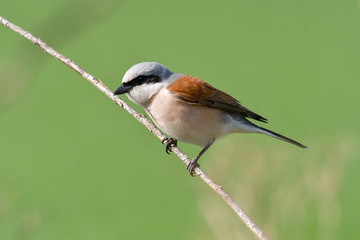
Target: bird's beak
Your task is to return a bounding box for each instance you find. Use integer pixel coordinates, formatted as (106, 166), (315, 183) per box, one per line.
(114, 84), (132, 95)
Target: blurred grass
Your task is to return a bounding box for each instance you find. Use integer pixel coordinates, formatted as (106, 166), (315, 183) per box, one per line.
(193, 135), (358, 240)
(1, 0), (360, 239)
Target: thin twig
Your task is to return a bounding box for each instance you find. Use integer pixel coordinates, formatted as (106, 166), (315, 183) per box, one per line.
(0, 16), (269, 240)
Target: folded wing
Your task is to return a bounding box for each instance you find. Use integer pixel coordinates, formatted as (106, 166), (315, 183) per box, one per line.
(167, 75), (267, 123)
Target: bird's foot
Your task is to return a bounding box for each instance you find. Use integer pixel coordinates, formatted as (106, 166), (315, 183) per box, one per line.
(161, 138), (177, 154)
(186, 159), (200, 177)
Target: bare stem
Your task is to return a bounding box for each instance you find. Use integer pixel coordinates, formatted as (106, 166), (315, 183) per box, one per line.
(0, 16), (269, 240)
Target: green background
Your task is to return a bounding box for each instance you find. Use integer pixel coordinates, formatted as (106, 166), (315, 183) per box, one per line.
(1, 0), (359, 239)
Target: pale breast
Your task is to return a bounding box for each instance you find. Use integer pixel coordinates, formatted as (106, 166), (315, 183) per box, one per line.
(146, 89), (227, 147)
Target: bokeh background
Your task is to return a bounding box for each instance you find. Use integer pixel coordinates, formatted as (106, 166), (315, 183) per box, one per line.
(1, 0), (359, 239)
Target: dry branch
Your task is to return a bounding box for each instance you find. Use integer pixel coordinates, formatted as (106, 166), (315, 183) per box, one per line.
(0, 16), (269, 240)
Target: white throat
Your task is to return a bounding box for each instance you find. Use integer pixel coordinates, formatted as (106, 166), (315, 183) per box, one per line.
(126, 73), (183, 107)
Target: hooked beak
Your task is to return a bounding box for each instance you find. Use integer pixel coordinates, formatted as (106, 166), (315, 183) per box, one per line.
(113, 84), (132, 95)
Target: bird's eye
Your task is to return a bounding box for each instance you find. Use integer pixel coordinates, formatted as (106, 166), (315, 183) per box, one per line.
(137, 75), (146, 81)
(124, 74), (160, 88)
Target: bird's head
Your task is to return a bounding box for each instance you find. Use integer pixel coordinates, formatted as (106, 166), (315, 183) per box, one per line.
(114, 62), (174, 107)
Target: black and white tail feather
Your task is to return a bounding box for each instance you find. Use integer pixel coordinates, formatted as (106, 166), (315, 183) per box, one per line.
(257, 126), (307, 149)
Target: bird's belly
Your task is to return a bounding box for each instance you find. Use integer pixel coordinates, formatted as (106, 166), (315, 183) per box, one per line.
(146, 93), (227, 147)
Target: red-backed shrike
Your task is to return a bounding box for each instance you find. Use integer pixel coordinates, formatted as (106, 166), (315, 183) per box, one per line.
(114, 62), (307, 176)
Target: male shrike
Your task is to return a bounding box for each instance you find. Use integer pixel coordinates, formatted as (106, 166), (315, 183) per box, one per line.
(114, 62), (307, 176)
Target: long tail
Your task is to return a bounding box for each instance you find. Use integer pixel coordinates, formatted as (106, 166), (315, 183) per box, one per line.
(257, 126), (307, 149)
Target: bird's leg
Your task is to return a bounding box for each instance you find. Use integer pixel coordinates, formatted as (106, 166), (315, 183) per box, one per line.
(161, 137), (178, 154)
(187, 140), (214, 177)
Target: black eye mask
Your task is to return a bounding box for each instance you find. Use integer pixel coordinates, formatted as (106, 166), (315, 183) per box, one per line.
(123, 75), (161, 88)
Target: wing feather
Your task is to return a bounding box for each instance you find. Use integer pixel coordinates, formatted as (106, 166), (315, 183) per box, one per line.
(167, 75), (267, 123)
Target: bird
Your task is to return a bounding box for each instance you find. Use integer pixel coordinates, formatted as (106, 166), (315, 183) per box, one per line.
(114, 62), (307, 176)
